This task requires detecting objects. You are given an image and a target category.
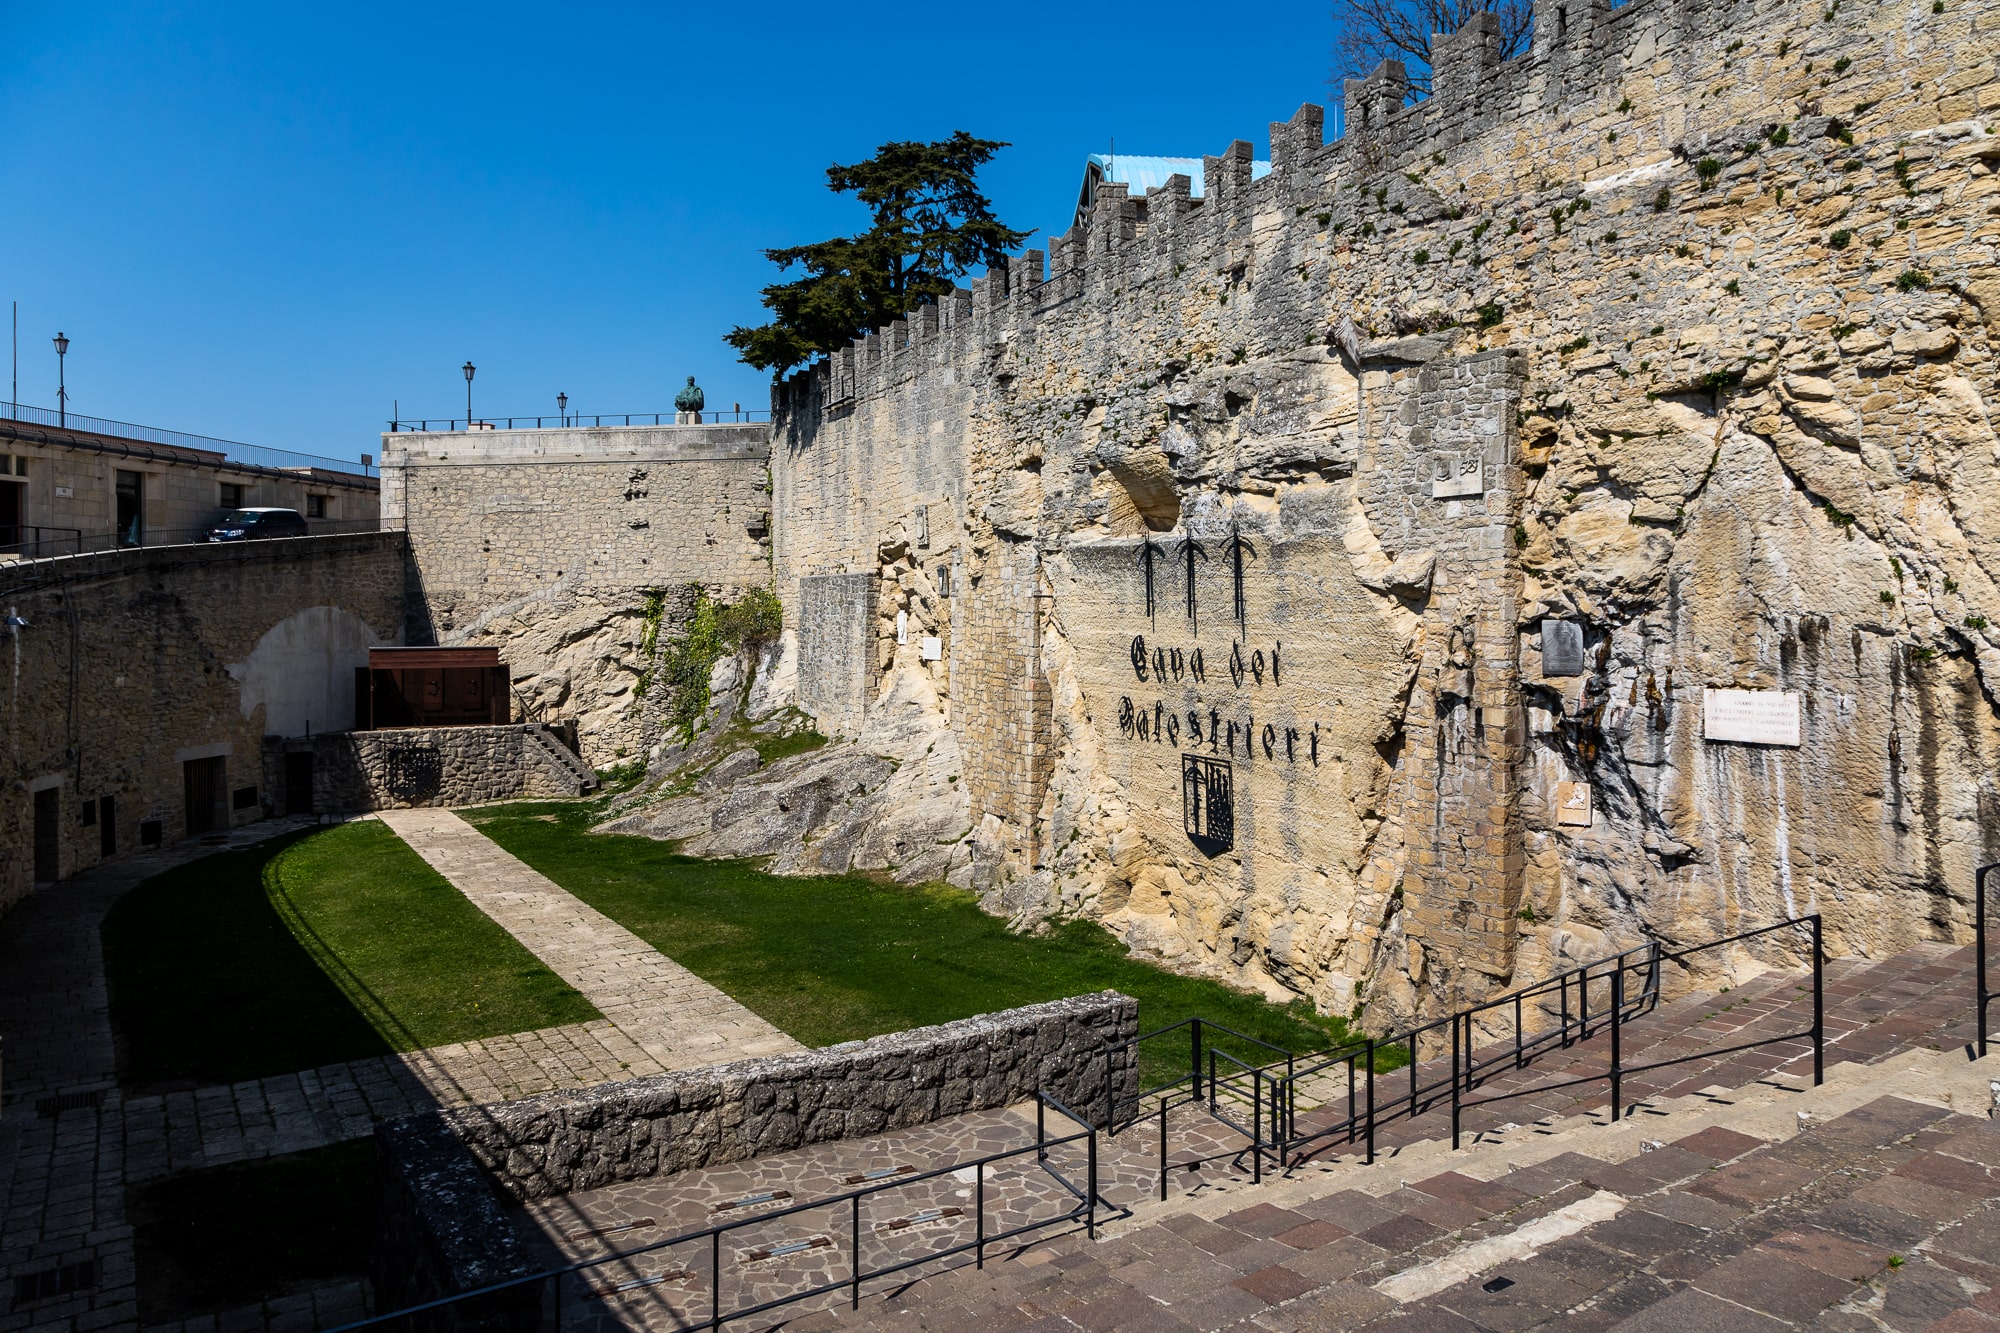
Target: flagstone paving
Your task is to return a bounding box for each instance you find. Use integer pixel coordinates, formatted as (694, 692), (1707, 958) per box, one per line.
(374, 808), (804, 1072)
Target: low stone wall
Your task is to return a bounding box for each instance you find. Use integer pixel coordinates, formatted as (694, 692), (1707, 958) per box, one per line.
(374, 992), (1135, 1320)
(269, 724), (587, 812)
(372, 1116), (541, 1332)
(454, 990), (1136, 1200)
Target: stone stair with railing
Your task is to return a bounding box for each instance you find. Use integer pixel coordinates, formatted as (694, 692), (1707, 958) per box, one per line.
(524, 720), (598, 795)
(787, 941), (1996, 1333)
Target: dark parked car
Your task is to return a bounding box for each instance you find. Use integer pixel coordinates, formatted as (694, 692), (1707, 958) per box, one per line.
(206, 507), (309, 542)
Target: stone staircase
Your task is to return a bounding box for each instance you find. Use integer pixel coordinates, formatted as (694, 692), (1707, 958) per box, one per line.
(525, 721), (598, 795)
(779, 943), (1998, 1333)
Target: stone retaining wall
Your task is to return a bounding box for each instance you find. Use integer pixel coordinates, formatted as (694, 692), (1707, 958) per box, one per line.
(269, 724), (587, 813)
(374, 992), (1137, 1319)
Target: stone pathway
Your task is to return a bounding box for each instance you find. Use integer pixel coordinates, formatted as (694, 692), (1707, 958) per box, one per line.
(0, 818), (324, 1333)
(375, 808), (803, 1071)
(121, 1017), (670, 1186)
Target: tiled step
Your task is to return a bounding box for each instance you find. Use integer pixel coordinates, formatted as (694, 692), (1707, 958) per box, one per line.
(793, 1055), (2000, 1332)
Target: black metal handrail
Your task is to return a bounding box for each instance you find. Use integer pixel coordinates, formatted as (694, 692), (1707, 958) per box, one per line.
(388, 408), (770, 432)
(328, 1089), (1105, 1332)
(2, 401), (375, 477)
(1268, 916), (1823, 1161)
(1978, 864), (1998, 1059)
(0, 518), (381, 562)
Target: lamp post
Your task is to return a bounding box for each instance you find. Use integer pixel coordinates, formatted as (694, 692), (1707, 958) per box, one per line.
(53, 332), (69, 427)
(557, 391), (567, 427)
(462, 360), (476, 428)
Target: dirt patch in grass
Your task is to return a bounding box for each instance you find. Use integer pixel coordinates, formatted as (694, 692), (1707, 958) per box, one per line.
(468, 801), (1363, 1086)
(104, 820), (597, 1090)
(129, 1139), (375, 1323)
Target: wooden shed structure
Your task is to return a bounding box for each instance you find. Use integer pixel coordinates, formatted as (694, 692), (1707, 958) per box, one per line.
(355, 646), (510, 729)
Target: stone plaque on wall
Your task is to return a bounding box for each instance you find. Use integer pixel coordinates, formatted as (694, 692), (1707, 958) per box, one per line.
(1555, 780), (1593, 827)
(1702, 688), (1802, 747)
(920, 635), (942, 661)
(1541, 619), (1585, 677)
(798, 573), (876, 740)
(1431, 453), (1485, 499)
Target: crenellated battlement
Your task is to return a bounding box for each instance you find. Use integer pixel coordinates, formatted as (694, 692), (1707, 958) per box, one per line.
(772, 0), (1918, 423)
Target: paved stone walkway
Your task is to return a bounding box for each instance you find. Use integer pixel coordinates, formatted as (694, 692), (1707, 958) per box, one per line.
(376, 808), (804, 1071)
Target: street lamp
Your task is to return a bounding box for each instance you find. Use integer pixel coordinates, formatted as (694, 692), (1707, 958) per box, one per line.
(462, 360), (476, 427)
(52, 332), (69, 427)
(557, 391), (567, 426)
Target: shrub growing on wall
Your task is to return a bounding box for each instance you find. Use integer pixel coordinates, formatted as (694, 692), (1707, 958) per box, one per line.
(651, 586), (786, 741)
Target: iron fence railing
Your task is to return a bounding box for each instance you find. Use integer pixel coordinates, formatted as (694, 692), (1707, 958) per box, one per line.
(327, 1089), (1110, 1332)
(0, 518), (380, 562)
(388, 408), (769, 432)
(1, 402), (375, 477)
(1099, 917), (1826, 1188)
(1979, 864), (1998, 1059)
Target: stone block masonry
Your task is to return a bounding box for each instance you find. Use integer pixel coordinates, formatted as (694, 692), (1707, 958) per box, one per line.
(373, 993), (1138, 1315)
(0, 532), (405, 916)
(797, 572), (876, 738)
(767, 0), (2000, 1029)
(382, 423), (773, 765)
(267, 723), (591, 812)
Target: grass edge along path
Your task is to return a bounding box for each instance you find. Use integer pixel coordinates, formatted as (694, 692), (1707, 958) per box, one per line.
(467, 800), (1369, 1088)
(103, 820), (599, 1091)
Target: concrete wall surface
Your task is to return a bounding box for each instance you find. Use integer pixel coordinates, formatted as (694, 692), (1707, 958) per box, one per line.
(0, 532), (405, 913)
(0, 418), (378, 552)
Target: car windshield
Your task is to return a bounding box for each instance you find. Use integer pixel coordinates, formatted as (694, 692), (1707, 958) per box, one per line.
(218, 510), (262, 524)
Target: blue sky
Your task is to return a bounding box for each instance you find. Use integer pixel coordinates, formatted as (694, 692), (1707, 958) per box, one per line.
(3, 2), (1339, 463)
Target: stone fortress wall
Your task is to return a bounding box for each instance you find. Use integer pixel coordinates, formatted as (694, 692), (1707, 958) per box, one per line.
(772, 0), (2000, 1026)
(380, 423), (773, 765)
(0, 532), (406, 915)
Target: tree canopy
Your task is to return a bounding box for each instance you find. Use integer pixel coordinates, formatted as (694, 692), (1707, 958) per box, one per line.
(1331, 0), (1531, 99)
(726, 132), (1027, 377)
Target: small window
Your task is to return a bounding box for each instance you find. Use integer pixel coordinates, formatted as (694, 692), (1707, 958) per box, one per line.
(9, 456), (23, 477)
(219, 482), (244, 508)
(79, 801), (96, 827)
(305, 495), (327, 518)
(139, 819), (163, 846)
(232, 785), (259, 811)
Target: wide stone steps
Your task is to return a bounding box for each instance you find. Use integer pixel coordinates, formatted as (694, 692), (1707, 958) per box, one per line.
(792, 1040), (2000, 1332)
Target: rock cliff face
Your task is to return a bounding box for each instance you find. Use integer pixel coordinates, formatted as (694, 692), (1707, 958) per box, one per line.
(762, 0), (2000, 1027)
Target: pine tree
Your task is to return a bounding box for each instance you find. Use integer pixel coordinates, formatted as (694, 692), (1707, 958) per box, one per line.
(726, 132), (1027, 375)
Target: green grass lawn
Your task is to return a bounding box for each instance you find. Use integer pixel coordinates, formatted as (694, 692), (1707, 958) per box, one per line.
(103, 820), (598, 1090)
(468, 801), (1366, 1087)
(129, 1139), (374, 1322)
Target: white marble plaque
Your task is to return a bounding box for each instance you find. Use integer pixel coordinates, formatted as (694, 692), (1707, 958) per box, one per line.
(895, 610), (909, 645)
(920, 635), (942, 661)
(1702, 688), (1802, 747)
(1431, 453), (1486, 499)
(1555, 781), (1593, 827)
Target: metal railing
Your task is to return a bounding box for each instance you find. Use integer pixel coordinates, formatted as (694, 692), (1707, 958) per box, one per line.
(0, 517), (380, 562)
(1, 402), (375, 477)
(1260, 917), (1823, 1165)
(329, 1089), (1109, 1332)
(1099, 917), (1826, 1187)
(388, 408), (770, 432)
(1979, 864), (1999, 1059)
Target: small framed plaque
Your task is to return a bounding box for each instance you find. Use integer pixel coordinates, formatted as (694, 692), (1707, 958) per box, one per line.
(1555, 780), (1593, 827)
(1541, 619), (1585, 677)
(1702, 688), (1802, 747)
(1431, 453), (1486, 499)
(919, 636), (942, 661)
